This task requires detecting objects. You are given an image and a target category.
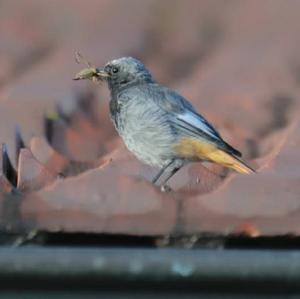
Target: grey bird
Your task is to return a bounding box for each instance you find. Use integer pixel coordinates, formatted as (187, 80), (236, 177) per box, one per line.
(74, 57), (254, 187)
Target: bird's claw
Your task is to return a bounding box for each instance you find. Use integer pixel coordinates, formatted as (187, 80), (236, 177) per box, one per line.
(160, 185), (172, 193)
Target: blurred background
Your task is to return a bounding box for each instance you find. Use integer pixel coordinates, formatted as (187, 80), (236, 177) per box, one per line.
(0, 0), (300, 239)
(1, 0), (300, 297)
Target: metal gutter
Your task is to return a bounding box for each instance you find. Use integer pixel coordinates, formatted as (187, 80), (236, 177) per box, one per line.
(0, 246), (299, 296)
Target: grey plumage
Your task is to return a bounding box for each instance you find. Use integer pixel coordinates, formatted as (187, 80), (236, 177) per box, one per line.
(110, 84), (179, 167)
(75, 56), (253, 186)
(106, 58), (240, 166)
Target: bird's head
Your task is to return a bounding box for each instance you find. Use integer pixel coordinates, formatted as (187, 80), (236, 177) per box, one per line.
(103, 57), (154, 91)
(75, 57), (154, 92)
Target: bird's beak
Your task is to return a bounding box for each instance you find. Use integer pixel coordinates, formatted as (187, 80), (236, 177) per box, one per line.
(95, 68), (110, 78)
(73, 67), (110, 81)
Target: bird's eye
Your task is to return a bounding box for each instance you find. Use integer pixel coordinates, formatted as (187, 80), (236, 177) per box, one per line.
(112, 67), (119, 74)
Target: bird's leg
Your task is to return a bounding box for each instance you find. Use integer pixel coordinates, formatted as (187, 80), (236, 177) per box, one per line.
(160, 159), (184, 191)
(152, 159), (175, 185)
(152, 159), (185, 192)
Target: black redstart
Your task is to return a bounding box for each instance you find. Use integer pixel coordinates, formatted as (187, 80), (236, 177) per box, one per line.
(74, 57), (254, 187)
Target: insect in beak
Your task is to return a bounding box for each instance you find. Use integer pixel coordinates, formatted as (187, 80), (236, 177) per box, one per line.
(95, 68), (111, 78)
(73, 51), (110, 82)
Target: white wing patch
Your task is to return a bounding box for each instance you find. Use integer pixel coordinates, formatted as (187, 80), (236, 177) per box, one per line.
(177, 111), (220, 140)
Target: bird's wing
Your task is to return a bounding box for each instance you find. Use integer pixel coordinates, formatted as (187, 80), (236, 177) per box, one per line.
(152, 86), (242, 157)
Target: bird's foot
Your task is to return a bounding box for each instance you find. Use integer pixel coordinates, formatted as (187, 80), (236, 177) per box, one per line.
(160, 185), (172, 193)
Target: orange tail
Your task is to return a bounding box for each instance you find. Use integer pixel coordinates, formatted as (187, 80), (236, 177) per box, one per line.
(175, 138), (255, 174)
(205, 148), (255, 174)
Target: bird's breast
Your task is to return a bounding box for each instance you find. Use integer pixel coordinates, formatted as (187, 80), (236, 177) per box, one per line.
(109, 98), (123, 130)
(109, 96), (176, 167)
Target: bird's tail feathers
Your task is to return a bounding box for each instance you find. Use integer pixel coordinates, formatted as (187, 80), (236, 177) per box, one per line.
(175, 137), (255, 174)
(220, 152), (255, 174)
